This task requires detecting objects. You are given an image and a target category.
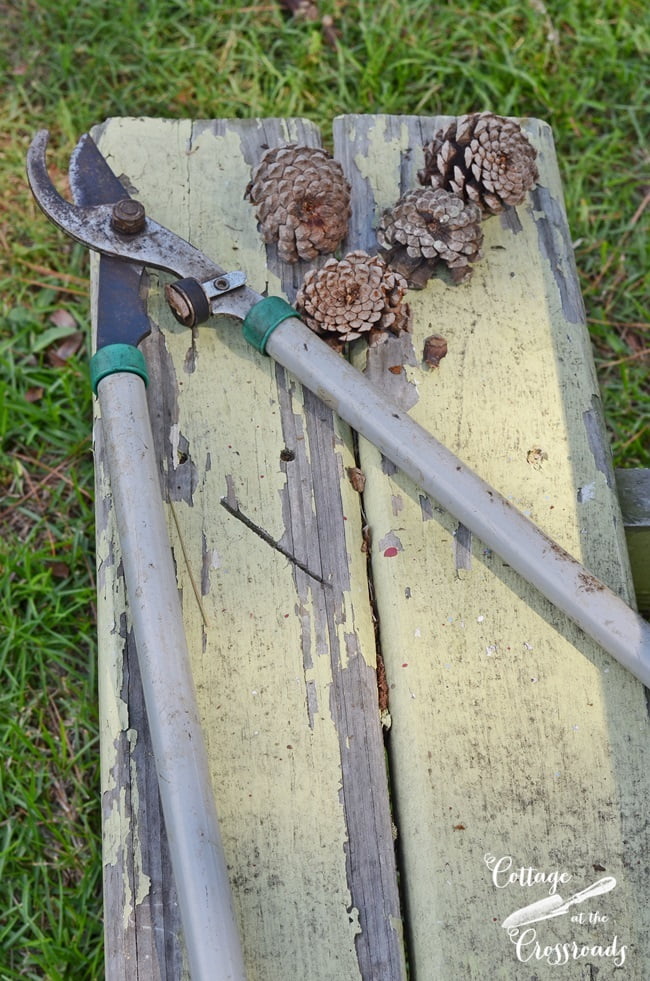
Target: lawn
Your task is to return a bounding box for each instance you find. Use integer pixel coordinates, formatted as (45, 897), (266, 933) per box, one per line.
(0, 0), (647, 976)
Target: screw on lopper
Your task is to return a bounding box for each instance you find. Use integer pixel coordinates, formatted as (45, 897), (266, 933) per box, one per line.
(111, 199), (146, 235)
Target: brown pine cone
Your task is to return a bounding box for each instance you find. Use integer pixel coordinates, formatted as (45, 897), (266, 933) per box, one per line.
(295, 251), (411, 350)
(377, 187), (483, 286)
(418, 113), (539, 216)
(245, 144), (351, 263)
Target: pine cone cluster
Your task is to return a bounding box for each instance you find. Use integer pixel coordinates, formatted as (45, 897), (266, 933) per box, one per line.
(418, 112), (539, 216)
(246, 117), (539, 354)
(377, 187), (483, 286)
(245, 144), (351, 263)
(295, 251), (411, 350)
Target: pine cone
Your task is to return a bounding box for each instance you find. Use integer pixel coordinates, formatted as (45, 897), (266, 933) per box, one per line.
(245, 144), (351, 263)
(295, 251), (411, 350)
(377, 187), (483, 286)
(418, 113), (539, 216)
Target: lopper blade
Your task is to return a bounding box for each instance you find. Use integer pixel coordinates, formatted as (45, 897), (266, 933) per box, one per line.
(69, 132), (132, 206)
(69, 134), (151, 350)
(27, 131), (223, 281)
(27, 130), (255, 322)
(69, 132), (152, 350)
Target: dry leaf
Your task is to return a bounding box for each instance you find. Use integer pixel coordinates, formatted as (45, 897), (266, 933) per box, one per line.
(47, 331), (85, 366)
(50, 308), (77, 329)
(47, 560), (70, 579)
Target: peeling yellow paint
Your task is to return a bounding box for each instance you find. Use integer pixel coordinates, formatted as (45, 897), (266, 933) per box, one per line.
(352, 116), (412, 214)
(94, 444), (129, 798)
(127, 729), (152, 907)
(102, 785), (128, 868)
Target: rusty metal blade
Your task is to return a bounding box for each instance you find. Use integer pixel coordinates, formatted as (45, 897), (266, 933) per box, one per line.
(69, 132), (151, 349)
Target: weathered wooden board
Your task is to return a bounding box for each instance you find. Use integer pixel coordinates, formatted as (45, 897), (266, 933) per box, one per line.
(616, 468), (650, 613)
(92, 113), (649, 980)
(93, 117), (403, 980)
(334, 115), (649, 978)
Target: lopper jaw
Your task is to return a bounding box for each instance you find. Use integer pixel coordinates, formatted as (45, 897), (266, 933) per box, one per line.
(26, 129), (252, 327)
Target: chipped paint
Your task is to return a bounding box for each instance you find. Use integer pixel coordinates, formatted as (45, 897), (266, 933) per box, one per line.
(531, 183), (585, 325)
(583, 396), (615, 488)
(577, 482), (596, 503)
(454, 523), (472, 571)
(379, 531), (403, 555)
(352, 115), (413, 216)
(102, 784), (128, 867)
(364, 333), (419, 412)
(127, 728), (152, 907)
(94, 474), (129, 796)
(169, 422), (181, 470)
(201, 534), (220, 595)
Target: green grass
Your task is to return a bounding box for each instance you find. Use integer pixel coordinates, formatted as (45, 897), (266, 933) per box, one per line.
(0, 280), (100, 977)
(1, 0), (648, 975)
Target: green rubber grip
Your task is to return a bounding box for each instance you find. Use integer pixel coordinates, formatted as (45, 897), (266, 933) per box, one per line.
(90, 344), (149, 395)
(242, 297), (299, 355)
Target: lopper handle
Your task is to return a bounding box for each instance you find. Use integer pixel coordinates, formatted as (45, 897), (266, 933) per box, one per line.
(249, 310), (650, 686)
(96, 364), (246, 981)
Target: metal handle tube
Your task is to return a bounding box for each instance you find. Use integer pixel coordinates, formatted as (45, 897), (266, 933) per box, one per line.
(97, 371), (246, 981)
(266, 318), (650, 686)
